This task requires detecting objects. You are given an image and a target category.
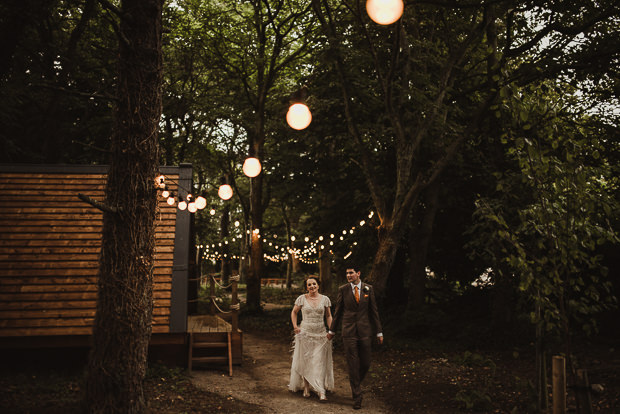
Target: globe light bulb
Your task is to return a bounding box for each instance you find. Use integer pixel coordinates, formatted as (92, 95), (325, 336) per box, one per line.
(195, 196), (207, 210)
(218, 184), (233, 200)
(366, 0), (404, 25)
(156, 175), (165, 188)
(242, 157), (262, 177)
(161, 189), (169, 198)
(188, 202), (197, 213)
(286, 103), (312, 130)
(178, 200), (187, 210)
(166, 197), (175, 206)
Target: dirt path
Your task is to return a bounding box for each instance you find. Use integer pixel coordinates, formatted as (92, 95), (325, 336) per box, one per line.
(190, 333), (389, 413)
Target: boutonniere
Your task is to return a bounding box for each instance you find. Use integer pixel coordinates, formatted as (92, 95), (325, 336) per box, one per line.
(363, 285), (370, 293)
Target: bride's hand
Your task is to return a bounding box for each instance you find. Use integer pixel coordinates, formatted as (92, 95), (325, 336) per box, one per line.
(294, 327), (301, 334)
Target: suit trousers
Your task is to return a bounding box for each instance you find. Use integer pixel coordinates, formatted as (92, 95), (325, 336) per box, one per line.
(343, 336), (372, 400)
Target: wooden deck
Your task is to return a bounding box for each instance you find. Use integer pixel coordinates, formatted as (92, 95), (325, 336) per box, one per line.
(187, 314), (242, 367)
(187, 315), (232, 333)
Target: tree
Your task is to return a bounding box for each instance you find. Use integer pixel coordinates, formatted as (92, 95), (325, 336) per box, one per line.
(469, 79), (618, 410)
(0, 0), (116, 164)
(188, 0), (319, 311)
(84, 0), (162, 412)
(310, 0), (620, 303)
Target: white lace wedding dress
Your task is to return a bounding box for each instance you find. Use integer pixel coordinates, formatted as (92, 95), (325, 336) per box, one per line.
(288, 294), (334, 395)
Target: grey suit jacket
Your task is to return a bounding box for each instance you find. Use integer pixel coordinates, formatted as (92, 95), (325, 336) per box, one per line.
(329, 282), (382, 339)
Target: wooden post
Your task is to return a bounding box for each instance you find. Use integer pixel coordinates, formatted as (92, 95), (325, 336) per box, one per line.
(231, 276), (239, 333)
(552, 355), (566, 414)
(209, 274), (216, 315)
(575, 369), (593, 414)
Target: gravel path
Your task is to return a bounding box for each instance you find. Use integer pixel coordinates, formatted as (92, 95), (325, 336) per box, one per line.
(190, 332), (389, 413)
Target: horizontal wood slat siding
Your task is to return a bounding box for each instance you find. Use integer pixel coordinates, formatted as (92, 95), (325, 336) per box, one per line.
(0, 170), (179, 337)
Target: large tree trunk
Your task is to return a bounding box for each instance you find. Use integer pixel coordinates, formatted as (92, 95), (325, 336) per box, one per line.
(368, 222), (401, 295)
(407, 181), (440, 311)
(85, 0), (162, 412)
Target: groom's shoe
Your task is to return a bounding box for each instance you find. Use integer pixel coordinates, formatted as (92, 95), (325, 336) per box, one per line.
(353, 397), (362, 410)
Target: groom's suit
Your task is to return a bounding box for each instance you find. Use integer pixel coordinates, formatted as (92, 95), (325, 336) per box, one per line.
(329, 281), (382, 403)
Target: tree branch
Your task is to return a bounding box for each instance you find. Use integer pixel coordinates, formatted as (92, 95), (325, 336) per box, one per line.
(78, 193), (122, 215)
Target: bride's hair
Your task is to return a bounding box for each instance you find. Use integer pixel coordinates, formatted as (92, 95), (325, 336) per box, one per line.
(305, 276), (320, 290)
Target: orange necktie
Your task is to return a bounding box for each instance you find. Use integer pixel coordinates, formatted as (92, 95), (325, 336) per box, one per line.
(354, 286), (359, 303)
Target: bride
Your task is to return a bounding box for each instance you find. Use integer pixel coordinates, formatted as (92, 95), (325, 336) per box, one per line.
(288, 276), (334, 402)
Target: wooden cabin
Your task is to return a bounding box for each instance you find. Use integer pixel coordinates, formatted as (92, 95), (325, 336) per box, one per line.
(0, 164), (241, 369)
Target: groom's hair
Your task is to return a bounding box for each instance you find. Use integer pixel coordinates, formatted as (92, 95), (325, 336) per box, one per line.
(346, 263), (362, 273)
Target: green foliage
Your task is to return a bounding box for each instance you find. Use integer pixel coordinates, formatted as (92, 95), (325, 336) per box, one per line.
(145, 362), (186, 382)
(260, 286), (300, 305)
(453, 351), (498, 411)
(455, 388), (493, 411)
(239, 307), (291, 338)
(454, 351), (497, 374)
(0, 0), (116, 163)
(469, 78), (619, 341)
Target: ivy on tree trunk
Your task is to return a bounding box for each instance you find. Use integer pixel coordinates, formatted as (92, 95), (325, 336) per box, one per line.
(84, 0), (162, 412)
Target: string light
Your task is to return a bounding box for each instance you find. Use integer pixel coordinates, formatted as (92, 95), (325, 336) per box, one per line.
(242, 157), (262, 177)
(366, 0), (404, 25)
(202, 210), (376, 264)
(218, 184), (233, 200)
(286, 103), (312, 130)
(195, 195), (207, 210)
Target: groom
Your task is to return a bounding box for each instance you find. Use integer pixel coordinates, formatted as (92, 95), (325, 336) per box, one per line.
(327, 265), (383, 409)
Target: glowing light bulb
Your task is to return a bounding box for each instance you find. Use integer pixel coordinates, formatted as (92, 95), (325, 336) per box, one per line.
(178, 200), (187, 210)
(286, 103), (312, 130)
(188, 202), (197, 213)
(161, 190), (169, 198)
(210, 209), (216, 215)
(166, 197), (175, 206)
(366, 0), (403, 25)
(243, 157), (262, 177)
(195, 196), (206, 210)
(218, 184), (233, 200)
(156, 175), (165, 188)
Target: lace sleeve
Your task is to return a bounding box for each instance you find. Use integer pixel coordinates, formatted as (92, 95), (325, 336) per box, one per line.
(323, 295), (331, 308)
(294, 295), (304, 307)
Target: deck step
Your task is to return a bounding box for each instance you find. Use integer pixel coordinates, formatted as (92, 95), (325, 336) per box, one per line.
(193, 341), (227, 348)
(191, 356), (229, 363)
(188, 332), (233, 376)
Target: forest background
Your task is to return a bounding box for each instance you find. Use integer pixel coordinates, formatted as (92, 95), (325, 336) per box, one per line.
(0, 0), (619, 412)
